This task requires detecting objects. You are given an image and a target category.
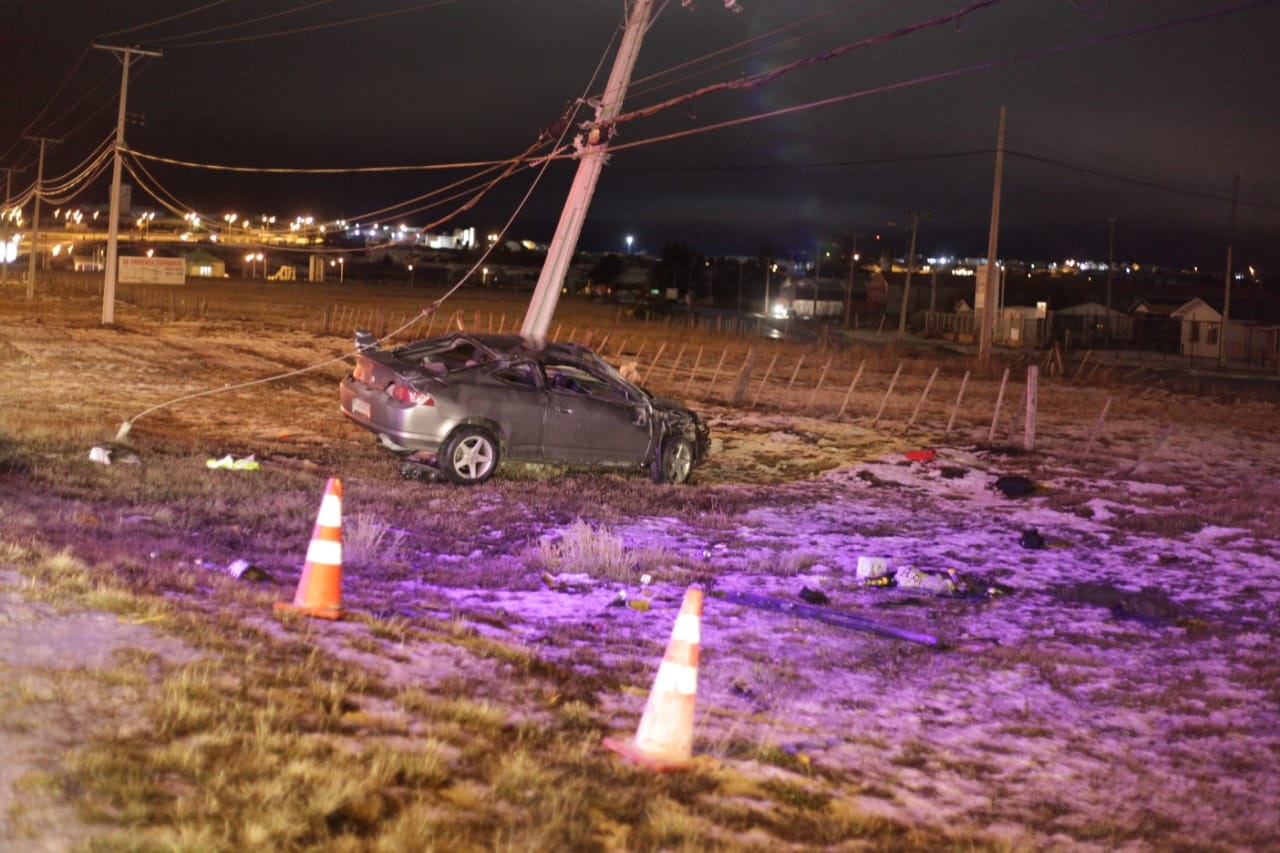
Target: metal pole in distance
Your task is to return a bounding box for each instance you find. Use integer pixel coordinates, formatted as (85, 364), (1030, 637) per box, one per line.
(95, 43), (162, 326)
(23, 138), (55, 300)
(977, 106), (1006, 364)
(521, 0), (655, 340)
(897, 211), (921, 339)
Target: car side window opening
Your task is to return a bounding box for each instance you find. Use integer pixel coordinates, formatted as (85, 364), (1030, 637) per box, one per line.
(491, 361), (540, 389)
(543, 363), (630, 403)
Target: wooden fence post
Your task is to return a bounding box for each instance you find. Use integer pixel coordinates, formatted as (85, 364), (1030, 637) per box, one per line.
(785, 355), (806, 392)
(988, 366), (1011, 442)
(752, 352), (780, 408)
(836, 359), (866, 419)
(806, 356), (833, 412)
(642, 342), (667, 384)
(945, 370), (970, 437)
(906, 367), (939, 432)
(706, 346), (730, 399)
(1083, 395), (1112, 460)
(871, 362), (904, 427)
(666, 343), (688, 382)
(1024, 365), (1038, 450)
(683, 346), (704, 395)
(730, 347), (756, 405)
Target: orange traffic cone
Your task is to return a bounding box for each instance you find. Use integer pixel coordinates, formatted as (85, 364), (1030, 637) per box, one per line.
(275, 477), (344, 620)
(604, 586), (705, 772)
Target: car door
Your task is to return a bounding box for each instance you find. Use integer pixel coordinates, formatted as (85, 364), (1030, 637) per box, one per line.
(540, 362), (653, 465)
(473, 360), (547, 461)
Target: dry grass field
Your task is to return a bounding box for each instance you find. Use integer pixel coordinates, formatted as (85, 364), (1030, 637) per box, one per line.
(1, 274), (1278, 851)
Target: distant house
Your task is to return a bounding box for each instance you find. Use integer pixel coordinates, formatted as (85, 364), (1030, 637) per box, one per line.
(1136, 296), (1278, 364)
(1054, 301), (1133, 346)
(180, 249), (226, 279)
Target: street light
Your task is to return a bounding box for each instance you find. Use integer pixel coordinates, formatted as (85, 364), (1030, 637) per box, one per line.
(408, 263), (415, 286)
(625, 234), (633, 255)
(482, 266), (489, 287)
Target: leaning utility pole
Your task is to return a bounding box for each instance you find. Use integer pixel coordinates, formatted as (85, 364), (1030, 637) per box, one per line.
(896, 210), (924, 339)
(977, 106), (1006, 364)
(23, 136), (58, 300)
(521, 0), (655, 340)
(1217, 173), (1239, 368)
(94, 42), (162, 325)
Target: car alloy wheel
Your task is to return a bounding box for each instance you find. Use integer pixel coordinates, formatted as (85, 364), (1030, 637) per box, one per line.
(441, 426), (499, 484)
(652, 435), (693, 484)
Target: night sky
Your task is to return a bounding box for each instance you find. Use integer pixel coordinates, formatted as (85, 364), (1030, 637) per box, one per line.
(3, 0), (1277, 270)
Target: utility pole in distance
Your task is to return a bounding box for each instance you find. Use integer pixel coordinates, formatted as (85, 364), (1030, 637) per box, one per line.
(1217, 173), (1239, 368)
(23, 136), (59, 300)
(0, 166), (22, 285)
(896, 210), (927, 339)
(93, 42), (162, 325)
(1105, 215), (1116, 346)
(977, 106), (1007, 364)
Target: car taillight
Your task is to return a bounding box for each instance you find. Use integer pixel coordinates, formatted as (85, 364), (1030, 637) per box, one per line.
(388, 382), (433, 406)
(353, 361), (377, 385)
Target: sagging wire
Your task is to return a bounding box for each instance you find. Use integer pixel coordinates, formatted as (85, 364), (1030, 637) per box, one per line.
(111, 1), (620, 445)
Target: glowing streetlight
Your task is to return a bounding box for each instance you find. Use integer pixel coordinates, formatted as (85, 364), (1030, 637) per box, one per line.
(625, 234), (634, 255)
(482, 266), (490, 287)
(408, 263), (415, 286)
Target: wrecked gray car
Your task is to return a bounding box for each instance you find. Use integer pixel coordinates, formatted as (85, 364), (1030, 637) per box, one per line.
(339, 331), (710, 485)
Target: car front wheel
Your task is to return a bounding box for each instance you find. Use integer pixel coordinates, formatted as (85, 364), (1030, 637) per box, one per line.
(440, 426), (499, 485)
(651, 435), (694, 485)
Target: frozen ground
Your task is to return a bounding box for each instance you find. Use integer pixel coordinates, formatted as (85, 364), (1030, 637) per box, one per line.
(1, 296), (1278, 850)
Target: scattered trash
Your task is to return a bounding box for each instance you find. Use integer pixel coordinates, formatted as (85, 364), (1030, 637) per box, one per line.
(398, 460), (439, 482)
(88, 445), (113, 465)
(1019, 527), (1046, 549)
(606, 590), (628, 608)
(798, 586), (829, 605)
(627, 598), (652, 612)
(206, 454), (259, 471)
(856, 556), (891, 581)
(894, 566), (958, 594)
(541, 572), (595, 593)
(227, 558), (271, 582)
(904, 449), (936, 462)
(992, 475), (1035, 497)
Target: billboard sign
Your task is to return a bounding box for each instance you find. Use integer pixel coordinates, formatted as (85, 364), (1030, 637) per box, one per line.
(119, 256), (186, 285)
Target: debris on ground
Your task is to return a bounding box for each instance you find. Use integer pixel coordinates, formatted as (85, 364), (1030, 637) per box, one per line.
(205, 454), (259, 471)
(798, 586), (829, 605)
(992, 474), (1036, 497)
(1050, 581), (1194, 626)
(1019, 527), (1047, 549)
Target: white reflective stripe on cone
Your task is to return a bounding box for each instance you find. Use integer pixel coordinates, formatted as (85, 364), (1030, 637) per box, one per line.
(316, 495), (342, 526)
(671, 612), (700, 645)
(651, 660), (697, 697)
(305, 539), (342, 565)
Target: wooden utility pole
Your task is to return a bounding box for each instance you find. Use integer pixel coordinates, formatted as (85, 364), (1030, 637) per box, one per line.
(844, 231), (861, 327)
(0, 166), (21, 284)
(94, 42), (162, 325)
(978, 106), (1006, 364)
(23, 137), (58, 299)
(1217, 173), (1239, 368)
(897, 211), (924, 339)
(521, 0), (655, 340)
(1105, 216), (1117, 326)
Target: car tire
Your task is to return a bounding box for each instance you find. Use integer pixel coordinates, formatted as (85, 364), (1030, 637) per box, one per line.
(440, 426), (499, 485)
(651, 435), (694, 485)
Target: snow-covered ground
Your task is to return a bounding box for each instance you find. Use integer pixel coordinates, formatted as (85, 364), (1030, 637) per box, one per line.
(399, 406), (1280, 850)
